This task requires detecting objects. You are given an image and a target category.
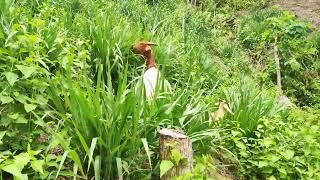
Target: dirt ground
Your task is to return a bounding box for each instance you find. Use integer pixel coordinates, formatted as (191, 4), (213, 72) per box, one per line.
(277, 0), (320, 28)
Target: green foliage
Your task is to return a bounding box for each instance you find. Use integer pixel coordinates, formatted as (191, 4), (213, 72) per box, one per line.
(165, 155), (220, 180)
(0, 0), (55, 152)
(49, 61), (216, 178)
(224, 76), (282, 136)
(0, 0), (89, 178)
(0, 148), (66, 179)
(1, 0), (320, 179)
(240, 9), (320, 106)
(160, 160), (174, 178)
(200, 0), (267, 11)
(220, 108), (320, 179)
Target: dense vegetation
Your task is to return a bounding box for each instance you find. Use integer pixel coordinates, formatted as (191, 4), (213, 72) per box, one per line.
(0, 0), (319, 179)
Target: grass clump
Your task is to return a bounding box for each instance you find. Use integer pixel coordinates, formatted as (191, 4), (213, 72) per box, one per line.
(224, 76), (281, 136)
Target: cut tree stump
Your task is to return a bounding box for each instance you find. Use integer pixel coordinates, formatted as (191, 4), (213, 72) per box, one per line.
(159, 128), (193, 180)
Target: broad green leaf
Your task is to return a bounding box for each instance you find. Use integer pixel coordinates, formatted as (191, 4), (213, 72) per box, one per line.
(1, 153), (30, 179)
(239, 150), (249, 158)
(14, 93), (29, 104)
(28, 149), (42, 157)
(50, 130), (70, 152)
(4, 72), (19, 86)
(269, 155), (281, 163)
(8, 113), (19, 119)
(16, 116), (28, 124)
(231, 130), (241, 137)
(268, 176), (277, 180)
(1, 163), (28, 180)
(0, 131), (6, 144)
(15, 65), (36, 78)
(279, 167), (287, 176)
(35, 94), (48, 105)
(31, 160), (44, 174)
(0, 94), (13, 104)
(235, 141), (246, 150)
(263, 138), (274, 148)
(171, 149), (183, 165)
(8, 113), (28, 124)
(24, 103), (37, 112)
(160, 160), (174, 178)
(258, 161), (268, 168)
(0, 48), (10, 55)
(286, 58), (301, 72)
(34, 119), (46, 127)
(281, 150), (294, 160)
(14, 153), (30, 168)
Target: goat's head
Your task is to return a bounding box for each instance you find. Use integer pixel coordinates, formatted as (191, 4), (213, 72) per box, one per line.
(132, 41), (157, 57)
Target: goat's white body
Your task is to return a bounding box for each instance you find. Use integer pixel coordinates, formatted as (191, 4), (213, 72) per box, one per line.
(143, 67), (159, 99)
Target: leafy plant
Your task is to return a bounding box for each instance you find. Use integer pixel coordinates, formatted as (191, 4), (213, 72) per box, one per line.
(224, 76), (281, 136)
(221, 108), (320, 179)
(49, 59), (217, 178)
(240, 9), (320, 106)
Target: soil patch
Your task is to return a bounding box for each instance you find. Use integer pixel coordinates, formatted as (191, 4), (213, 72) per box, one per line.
(276, 0), (320, 28)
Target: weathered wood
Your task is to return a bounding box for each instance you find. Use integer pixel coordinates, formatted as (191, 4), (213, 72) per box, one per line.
(159, 128), (193, 180)
(274, 38), (282, 93)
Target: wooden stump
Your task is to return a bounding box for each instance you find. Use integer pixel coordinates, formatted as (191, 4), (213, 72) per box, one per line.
(159, 128), (193, 179)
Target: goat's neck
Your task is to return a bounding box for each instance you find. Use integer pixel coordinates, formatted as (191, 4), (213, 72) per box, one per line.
(145, 51), (157, 70)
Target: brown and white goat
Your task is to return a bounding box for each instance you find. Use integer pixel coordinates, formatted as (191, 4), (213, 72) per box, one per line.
(132, 41), (171, 99)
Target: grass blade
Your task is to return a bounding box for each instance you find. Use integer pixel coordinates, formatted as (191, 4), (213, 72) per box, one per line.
(141, 138), (152, 169)
(116, 157), (123, 180)
(56, 150), (69, 178)
(94, 156), (101, 180)
(87, 137), (98, 172)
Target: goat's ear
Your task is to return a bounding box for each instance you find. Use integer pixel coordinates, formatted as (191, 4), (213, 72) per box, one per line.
(144, 45), (152, 52)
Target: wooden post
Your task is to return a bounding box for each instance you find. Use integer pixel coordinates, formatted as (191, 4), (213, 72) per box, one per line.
(274, 37), (282, 93)
(159, 128), (193, 179)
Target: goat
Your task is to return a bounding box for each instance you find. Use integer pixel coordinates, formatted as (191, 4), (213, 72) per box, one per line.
(132, 41), (171, 99)
(210, 100), (232, 122)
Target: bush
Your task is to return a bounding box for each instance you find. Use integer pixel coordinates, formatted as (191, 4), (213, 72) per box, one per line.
(239, 9), (320, 107)
(222, 108), (320, 179)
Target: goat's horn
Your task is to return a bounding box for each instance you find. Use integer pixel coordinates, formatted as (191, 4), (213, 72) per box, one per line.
(145, 41), (157, 46)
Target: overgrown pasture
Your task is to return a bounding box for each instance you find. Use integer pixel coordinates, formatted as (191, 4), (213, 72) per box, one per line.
(0, 0), (319, 179)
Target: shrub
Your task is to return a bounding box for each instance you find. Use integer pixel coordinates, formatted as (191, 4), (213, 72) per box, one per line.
(239, 9), (320, 107)
(222, 108), (320, 179)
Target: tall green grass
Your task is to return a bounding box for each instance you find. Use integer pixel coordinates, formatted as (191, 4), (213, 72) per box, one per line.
(224, 76), (282, 136)
(48, 57), (218, 178)
(45, 1), (274, 178)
